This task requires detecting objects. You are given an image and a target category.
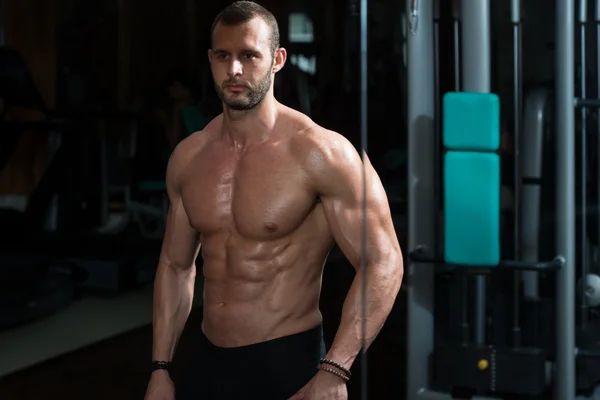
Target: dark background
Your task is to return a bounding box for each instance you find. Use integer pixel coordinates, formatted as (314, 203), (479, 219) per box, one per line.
(0, 0), (582, 399)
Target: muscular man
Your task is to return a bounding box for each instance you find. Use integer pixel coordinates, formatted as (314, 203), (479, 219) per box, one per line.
(144, 2), (403, 399)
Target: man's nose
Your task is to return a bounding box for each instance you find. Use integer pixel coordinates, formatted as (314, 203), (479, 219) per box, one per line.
(228, 59), (243, 76)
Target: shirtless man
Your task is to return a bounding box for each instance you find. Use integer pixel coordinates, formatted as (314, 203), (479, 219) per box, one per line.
(144, 2), (403, 399)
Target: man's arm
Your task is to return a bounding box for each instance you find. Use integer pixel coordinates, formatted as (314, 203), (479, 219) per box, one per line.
(308, 130), (404, 371)
(152, 144), (201, 369)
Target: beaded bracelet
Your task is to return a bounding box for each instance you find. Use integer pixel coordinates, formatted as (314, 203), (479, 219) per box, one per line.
(318, 365), (350, 382)
(320, 358), (352, 378)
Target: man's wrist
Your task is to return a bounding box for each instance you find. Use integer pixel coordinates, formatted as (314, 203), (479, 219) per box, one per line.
(323, 350), (356, 371)
(317, 366), (350, 383)
(151, 368), (170, 375)
(150, 369), (171, 379)
(151, 360), (173, 373)
(317, 356), (353, 384)
(320, 358), (352, 378)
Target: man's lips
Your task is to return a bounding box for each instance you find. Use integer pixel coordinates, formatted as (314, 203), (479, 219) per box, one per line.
(226, 84), (246, 91)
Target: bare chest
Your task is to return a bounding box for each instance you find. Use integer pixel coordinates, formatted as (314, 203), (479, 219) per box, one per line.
(181, 145), (316, 239)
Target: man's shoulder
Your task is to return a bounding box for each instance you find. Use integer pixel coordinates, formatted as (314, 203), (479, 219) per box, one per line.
(171, 115), (222, 162)
(289, 121), (357, 166)
(286, 120), (360, 187)
(168, 116), (221, 180)
(170, 132), (206, 165)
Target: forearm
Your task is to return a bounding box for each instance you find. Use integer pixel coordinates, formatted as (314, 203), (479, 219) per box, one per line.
(326, 255), (403, 370)
(152, 262), (196, 361)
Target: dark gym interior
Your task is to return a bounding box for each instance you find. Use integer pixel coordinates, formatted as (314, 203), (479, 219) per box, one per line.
(0, 0), (598, 399)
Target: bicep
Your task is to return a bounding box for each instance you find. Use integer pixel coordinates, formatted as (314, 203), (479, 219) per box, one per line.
(160, 196), (200, 269)
(320, 152), (399, 270)
(159, 147), (201, 269)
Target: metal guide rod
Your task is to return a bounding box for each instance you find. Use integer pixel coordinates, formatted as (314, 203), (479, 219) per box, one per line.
(406, 0), (436, 397)
(434, 0), (441, 257)
(453, 0), (460, 90)
(460, 0), (491, 345)
(359, 0), (368, 399)
(579, 0), (589, 328)
(555, 0), (577, 398)
(511, 0), (523, 348)
(596, 0), (600, 268)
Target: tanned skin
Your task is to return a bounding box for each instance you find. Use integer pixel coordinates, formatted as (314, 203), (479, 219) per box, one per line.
(145, 15), (403, 400)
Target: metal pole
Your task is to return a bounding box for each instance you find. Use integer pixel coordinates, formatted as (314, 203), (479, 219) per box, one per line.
(406, 0), (436, 397)
(596, 0), (600, 274)
(359, 0), (368, 399)
(579, 0), (590, 328)
(511, 0), (523, 349)
(460, 0), (491, 345)
(448, 0), (470, 347)
(453, 0), (461, 91)
(555, 0), (577, 398)
(460, 0), (491, 92)
(434, 0), (441, 257)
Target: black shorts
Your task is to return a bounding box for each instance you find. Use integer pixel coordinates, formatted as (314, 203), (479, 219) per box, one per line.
(178, 324), (326, 400)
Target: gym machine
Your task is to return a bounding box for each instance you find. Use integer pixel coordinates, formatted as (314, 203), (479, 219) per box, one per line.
(403, 0), (600, 398)
(0, 47), (155, 297)
(0, 47), (96, 239)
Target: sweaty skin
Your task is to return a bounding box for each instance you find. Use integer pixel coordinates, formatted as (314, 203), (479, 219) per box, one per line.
(161, 105), (403, 352)
(177, 110), (340, 346)
(147, 15), (403, 398)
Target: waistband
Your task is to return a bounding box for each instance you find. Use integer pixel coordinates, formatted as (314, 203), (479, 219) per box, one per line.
(199, 324), (325, 360)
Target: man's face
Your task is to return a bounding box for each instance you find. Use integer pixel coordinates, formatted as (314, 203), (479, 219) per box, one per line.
(209, 17), (286, 111)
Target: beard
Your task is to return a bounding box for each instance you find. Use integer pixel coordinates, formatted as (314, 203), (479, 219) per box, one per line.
(214, 68), (272, 111)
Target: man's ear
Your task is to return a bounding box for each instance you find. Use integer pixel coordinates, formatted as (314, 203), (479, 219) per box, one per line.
(272, 48), (287, 73)
(208, 49), (212, 63)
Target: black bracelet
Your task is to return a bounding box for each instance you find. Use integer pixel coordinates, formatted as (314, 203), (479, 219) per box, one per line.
(151, 360), (172, 373)
(320, 358), (351, 378)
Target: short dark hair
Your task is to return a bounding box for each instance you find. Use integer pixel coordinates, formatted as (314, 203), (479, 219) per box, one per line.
(211, 1), (280, 56)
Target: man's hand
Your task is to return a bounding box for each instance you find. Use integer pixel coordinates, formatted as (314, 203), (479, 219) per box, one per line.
(288, 370), (348, 400)
(144, 370), (176, 400)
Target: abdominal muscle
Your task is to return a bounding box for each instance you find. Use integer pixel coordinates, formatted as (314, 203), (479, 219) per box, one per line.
(199, 230), (331, 348)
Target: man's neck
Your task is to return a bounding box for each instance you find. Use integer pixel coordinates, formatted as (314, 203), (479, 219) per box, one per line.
(221, 96), (279, 148)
